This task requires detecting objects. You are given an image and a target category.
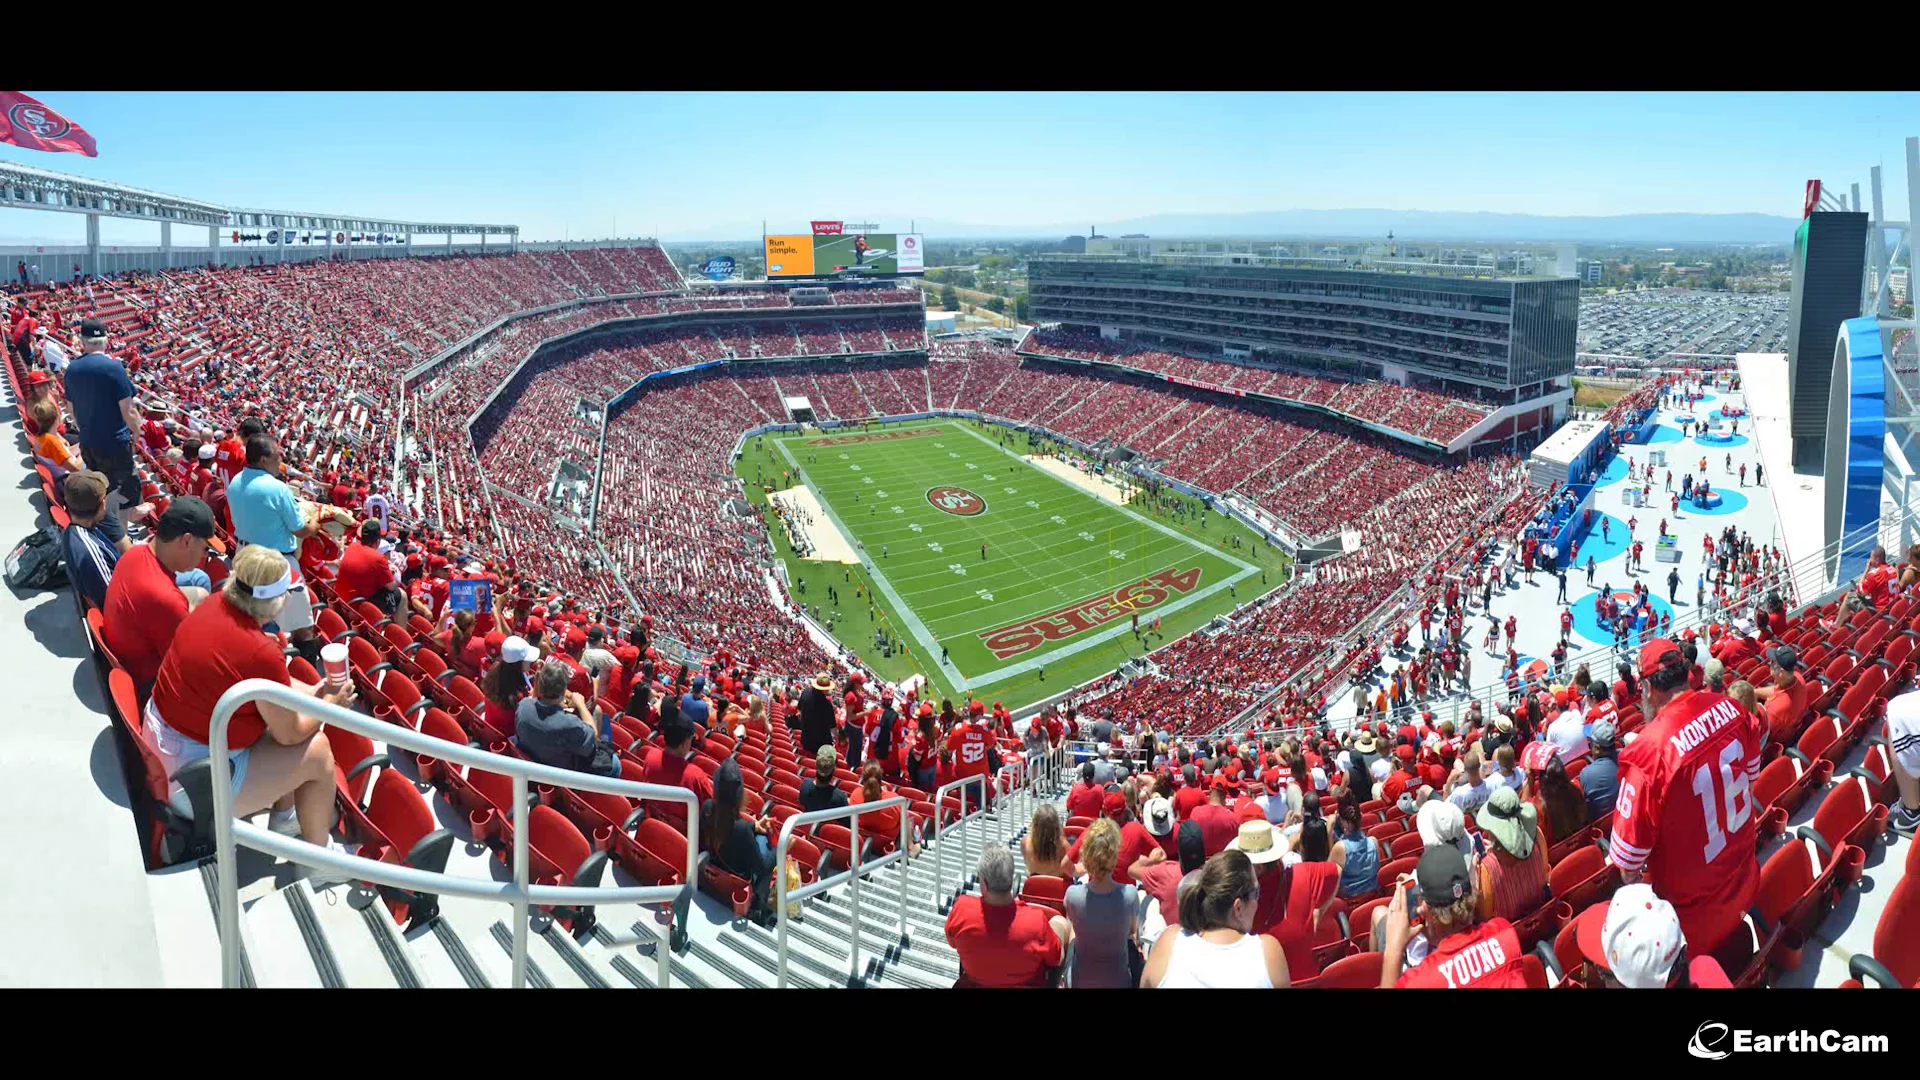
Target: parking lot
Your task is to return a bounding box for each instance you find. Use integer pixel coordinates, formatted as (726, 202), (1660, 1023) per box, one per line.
(1578, 288), (1790, 361)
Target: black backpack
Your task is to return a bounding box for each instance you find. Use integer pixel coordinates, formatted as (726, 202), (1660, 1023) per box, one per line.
(5, 526), (68, 592)
(870, 706), (896, 758)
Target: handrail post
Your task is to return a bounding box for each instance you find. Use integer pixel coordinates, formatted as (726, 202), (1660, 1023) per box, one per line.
(511, 773), (530, 990)
(774, 817), (795, 990)
(897, 801), (911, 943)
(848, 803), (863, 981)
(210, 689), (242, 989)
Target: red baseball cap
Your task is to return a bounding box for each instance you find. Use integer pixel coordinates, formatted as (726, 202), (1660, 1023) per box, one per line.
(968, 700), (985, 716)
(1102, 791), (1126, 819)
(1422, 764), (1447, 788)
(564, 627), (587, 651)
(1235, 799), (1266, 823)
(405, 553), (422, 570)
(1639, 638), (1681, 678)
(483, 630), (505, 655)
(1394, 744), (1416, 763)
(525, 616), (546, 636)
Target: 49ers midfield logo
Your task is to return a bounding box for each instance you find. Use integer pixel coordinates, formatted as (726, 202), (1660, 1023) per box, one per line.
(927, 486), (986, 516)
(979, 567), (1203, 660)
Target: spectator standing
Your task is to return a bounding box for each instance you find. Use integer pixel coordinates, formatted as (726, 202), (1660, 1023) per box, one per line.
(1134, 819), (1207, 946)
(946, 846), (1071, 988)
(639, 706), (713, 833)
(61, 318), (149, 528)
(1272, 812), (1342, 980)
(798, 744), (849, 814)
(1607, 638), (1765, 957)
(797, 671), (837, 755)
(1332, 788), (1382, 899)
(1066, 762), (1105, 821)
(1188, 778), (1240, 856)
(1878, 690), (1920, 835)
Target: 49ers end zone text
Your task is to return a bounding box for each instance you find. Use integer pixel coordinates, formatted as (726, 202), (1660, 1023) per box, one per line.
(978, 567), (1203, 660)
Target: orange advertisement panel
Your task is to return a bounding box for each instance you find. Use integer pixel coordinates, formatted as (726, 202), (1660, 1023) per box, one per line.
(764, 234), (816, 277)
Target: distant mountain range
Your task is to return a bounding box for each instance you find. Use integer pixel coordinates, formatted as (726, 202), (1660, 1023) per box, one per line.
(664, 209), (1801, 246)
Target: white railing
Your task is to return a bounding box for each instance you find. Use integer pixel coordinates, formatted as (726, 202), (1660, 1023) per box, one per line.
(207, 678), (701, 990)
(772, 794), (913, 988)
(931, 773), (990, 915)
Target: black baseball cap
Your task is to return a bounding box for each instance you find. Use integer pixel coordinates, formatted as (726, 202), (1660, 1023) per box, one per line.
(155, 496), (216, 541)
(1770, 645), (1800, 671)
(1415, 844), (1473, 907)
(78, 318), (108, 338)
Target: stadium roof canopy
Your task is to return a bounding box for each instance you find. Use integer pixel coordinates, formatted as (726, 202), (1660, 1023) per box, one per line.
(0, 160), (515, 237)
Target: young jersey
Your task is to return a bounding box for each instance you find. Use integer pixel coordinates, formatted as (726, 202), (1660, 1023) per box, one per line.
(946, 719), (993, 781)
(1395, 918), (1529, 988)
(1608, 689), (1765, 953)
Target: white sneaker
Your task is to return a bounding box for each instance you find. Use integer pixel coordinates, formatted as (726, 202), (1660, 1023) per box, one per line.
(305, 838), (360, 888)
(267, 808), (300, 835)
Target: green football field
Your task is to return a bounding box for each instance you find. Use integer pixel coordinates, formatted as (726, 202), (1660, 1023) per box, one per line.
(734, 418), (1292, 711)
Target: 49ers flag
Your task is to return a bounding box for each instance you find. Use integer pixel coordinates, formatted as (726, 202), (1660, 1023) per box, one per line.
(0, 92), (97, 157)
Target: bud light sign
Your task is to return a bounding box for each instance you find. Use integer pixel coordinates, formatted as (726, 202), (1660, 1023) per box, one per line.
(703, 256), (736, 281)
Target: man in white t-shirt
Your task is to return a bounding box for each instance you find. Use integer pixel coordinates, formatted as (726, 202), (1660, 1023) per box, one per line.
(1544, 701), (1589, 761)
(1446, 750), (1493, 815)
(37, 328), (70, 373)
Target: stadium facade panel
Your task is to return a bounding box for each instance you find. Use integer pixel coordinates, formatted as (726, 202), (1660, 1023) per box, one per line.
(1028, 255), (1576, 403)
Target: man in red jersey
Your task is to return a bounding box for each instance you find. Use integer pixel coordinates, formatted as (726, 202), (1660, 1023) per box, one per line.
(1607, 638), (1765, 957)
(946, 700), (995, 812)
(1857, 545), (1894, 609)
(1381, 845), (1531, 988)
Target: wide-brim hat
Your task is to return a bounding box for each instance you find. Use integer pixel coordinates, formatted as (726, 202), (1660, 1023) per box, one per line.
(1476, 786), (1538, 859)
(812, 672), (834, 691)
(1226, 820), (1286, 865)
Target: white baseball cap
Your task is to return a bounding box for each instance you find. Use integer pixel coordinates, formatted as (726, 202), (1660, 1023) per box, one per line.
(500, 635), (538, 664)
(1576, 883), (1686, 988)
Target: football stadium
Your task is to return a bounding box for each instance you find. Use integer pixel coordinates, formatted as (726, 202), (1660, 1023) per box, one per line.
(2, 93), (1916, 1002)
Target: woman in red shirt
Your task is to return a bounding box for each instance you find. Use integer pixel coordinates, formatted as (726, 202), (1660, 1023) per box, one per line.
(851, 762), (920, 858)
(146, 545), (357, 852)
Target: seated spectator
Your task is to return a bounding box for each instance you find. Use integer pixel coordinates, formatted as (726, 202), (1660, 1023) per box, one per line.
(1484, 743), (1524, 793)
(639, 706), (713, 833)
(799, 744), (849, 813)
(1228, 819), (1291, 935)
(103, 496), (217, 698)
(1525, 754), (1590, 846)
(1332, 788), (1382, 899)
(1189, 778), (1240, 856)
(1372, 799), (1481, 954)
(1474, 786), (1548, 921)
(946, 846), (1072, 988)
(1578, 722), (1620, 818)
(480, 636), (538, 740)
(60, 471), (126, 610)
(703, 758), (778, 926)
(1140, 794), (1179, 858)
(1273, 811), (1342, 980)
(146, 545), (357, 871)
(436, 610), (484, 678)
(1065, 817), (1142, 988)
(1065, 762), (1105, 821)
(1022, 802), (1074, 879)
(29, 398), (86, 480)
(852, 761), (919, 858)
(333, 519), (403, 611)
(514, 659), (618, 778)
(1446, 749), (1493, 814)
(1878, 689), (1920, 836)
(1135, 819), (1207, 947)
(1141, 850), (1290, 988)
(1380, 845), (1531, 987)
(1573, 883), (1732, 988)
(1752, 645), (1810, 745)
(1544, 697), (1589, 761)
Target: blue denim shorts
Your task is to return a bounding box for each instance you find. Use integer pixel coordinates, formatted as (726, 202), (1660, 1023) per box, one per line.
(146, 698), (250, 798)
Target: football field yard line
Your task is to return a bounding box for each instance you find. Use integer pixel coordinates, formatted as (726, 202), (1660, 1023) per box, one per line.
(801, 427), (1210, 637)
(948, 420), (1258, 574)
(769, 421), (1259, 692)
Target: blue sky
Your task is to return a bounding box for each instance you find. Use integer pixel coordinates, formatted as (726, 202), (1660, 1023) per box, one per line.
(3, 91), (1918, 242)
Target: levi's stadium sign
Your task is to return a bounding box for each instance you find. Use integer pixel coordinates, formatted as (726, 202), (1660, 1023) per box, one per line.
(811, 221), (844, 235)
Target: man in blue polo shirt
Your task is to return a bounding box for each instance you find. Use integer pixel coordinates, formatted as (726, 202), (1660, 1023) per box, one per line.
(61, 318), (150, 528)
(229, 433), (323, 661)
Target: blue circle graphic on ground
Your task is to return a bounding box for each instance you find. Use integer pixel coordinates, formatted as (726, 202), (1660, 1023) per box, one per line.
(1708, 409), (1748, 423)
(1594, 455), (1631, 488)
(1571, 588), (1678, 646)
(1679, 486), (1750, 516)
(1574, 512), (1633, 565)
(1647, 425), (1685, 445)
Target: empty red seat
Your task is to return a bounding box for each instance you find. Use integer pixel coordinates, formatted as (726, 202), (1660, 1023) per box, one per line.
(351, 767), (456, 929)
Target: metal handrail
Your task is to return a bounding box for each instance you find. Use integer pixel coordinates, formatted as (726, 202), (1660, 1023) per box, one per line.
(931, 773), (989, 914)
(772, 794), (912, 987)
(207, 678), (701, 990)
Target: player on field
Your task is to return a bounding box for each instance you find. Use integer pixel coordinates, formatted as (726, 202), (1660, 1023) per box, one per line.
(1606, 637), (1765, 958)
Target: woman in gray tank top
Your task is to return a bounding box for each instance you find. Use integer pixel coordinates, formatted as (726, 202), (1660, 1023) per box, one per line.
(1064, 818), (1140, 988)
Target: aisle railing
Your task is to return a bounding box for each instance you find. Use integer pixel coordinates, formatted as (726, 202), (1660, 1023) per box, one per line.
(206, 678), (700, 990)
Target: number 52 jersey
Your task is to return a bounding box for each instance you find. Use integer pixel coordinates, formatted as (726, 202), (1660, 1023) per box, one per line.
(1608, 689), (1766, 953)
